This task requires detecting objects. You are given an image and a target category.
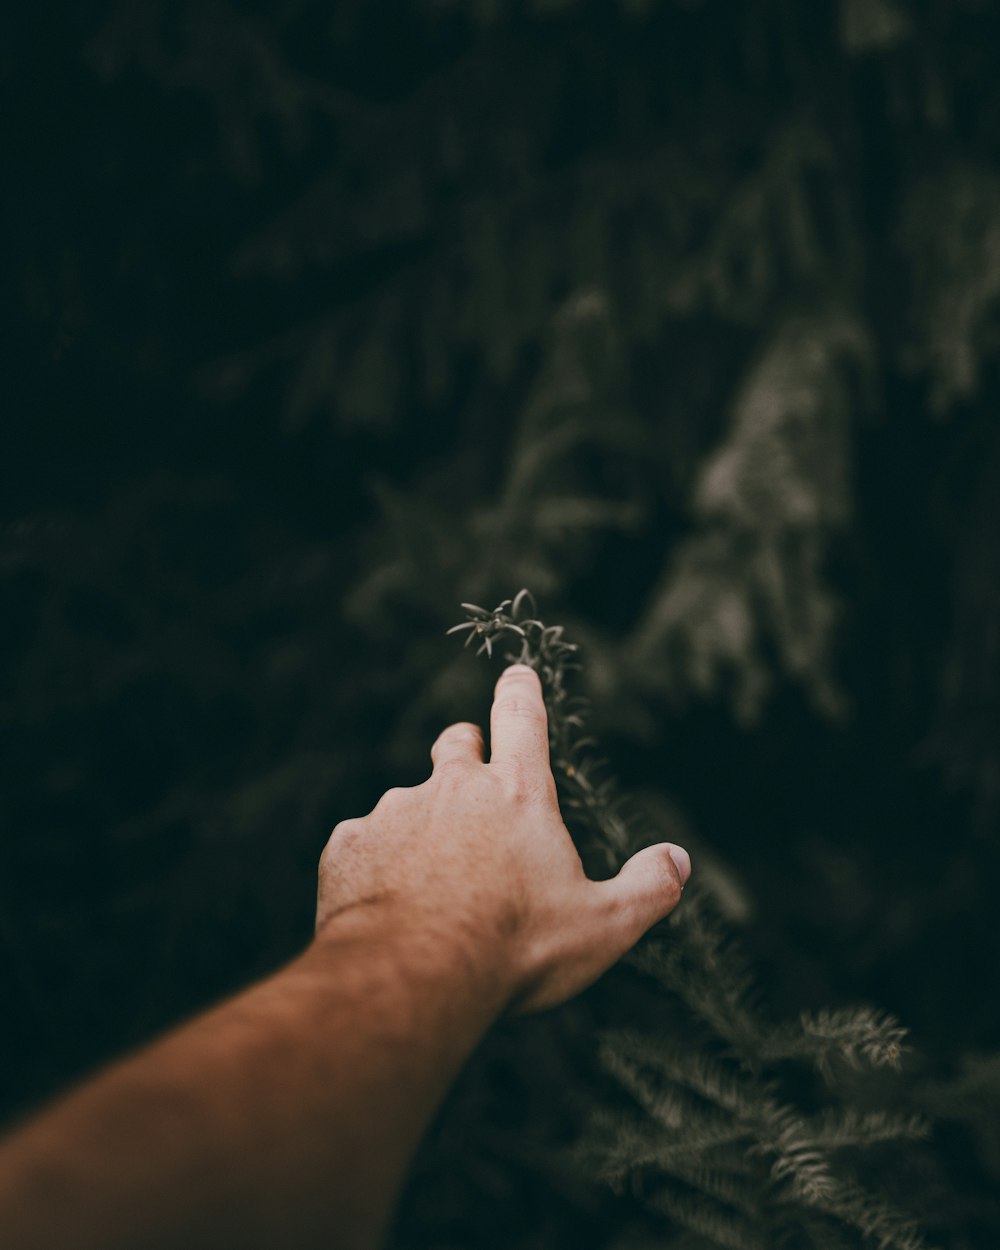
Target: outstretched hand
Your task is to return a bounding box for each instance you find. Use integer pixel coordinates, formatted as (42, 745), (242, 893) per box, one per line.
(316, 663), (691, 1015)
(0, 663), (692, 1250)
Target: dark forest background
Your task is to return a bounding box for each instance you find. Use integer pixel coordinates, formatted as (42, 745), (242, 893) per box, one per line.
(4, 1), (1000, 1246)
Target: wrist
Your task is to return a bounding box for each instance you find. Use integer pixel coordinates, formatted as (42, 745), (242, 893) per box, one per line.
(310, 892), (516, 1026)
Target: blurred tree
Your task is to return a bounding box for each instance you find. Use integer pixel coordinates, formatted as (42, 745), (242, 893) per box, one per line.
(6, 0), (1000, 1245)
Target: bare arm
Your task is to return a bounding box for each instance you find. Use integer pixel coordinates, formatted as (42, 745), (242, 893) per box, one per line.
(0, 664), (691, 1250)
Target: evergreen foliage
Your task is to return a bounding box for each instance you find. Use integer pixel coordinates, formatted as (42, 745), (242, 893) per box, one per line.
(626, 309), (870, 724)
(7, 2), (1000, 1246)
(415, 591), (930, 1250)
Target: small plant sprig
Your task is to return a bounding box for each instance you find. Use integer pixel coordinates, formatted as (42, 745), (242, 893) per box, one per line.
(447, 588), (635, 872)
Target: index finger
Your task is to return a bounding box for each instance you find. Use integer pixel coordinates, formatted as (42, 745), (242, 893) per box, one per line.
(489, 663), (552, 784)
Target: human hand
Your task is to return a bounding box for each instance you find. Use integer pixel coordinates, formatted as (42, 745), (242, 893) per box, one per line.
(315, 664), (691, 1016)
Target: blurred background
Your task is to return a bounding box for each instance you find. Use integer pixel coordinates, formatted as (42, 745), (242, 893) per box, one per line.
(4, 1), (1000, 1245)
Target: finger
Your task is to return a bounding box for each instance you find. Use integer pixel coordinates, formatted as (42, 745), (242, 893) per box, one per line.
(594, 842), (691, 953)
(489, 663), (551, 785)
(430, 721), (485, 771)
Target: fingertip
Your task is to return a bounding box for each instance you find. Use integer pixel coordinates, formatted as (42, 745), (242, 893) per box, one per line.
(501, 663), (538, 679)
(605, 842), (689, 941)
(666, 844), (691, 886)
(496, 663), (540, 691)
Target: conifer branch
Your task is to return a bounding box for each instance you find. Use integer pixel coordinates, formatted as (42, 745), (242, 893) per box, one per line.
(448, 589), (636, 871)
(810, 1108), (930, 1151)
(760, 1006), (909, 1073)
(449, 590), (934, 1250)
(645, 1185), (766, 1250)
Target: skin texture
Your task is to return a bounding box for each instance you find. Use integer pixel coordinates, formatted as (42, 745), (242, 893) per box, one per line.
(0, 663), (690, 1250)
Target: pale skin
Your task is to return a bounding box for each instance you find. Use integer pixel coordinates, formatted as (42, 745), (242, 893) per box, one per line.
(0, 663), (691, 1250)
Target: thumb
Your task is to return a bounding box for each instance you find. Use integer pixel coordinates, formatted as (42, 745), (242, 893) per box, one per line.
(599, 842), (691, 951)
(509, 842), (692, 1017)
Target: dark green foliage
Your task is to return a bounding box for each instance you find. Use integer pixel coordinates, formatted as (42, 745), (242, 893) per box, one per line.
(412, 592), (928, 1250)
(7, 1), (1000, 1246)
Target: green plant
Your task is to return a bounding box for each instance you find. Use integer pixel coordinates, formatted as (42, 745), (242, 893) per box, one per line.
(437, 590), (933, 1250)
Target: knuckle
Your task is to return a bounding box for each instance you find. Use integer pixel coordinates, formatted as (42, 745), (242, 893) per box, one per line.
(329, 817), (362, 840)
(320, 819), (362, 866)
(374, 786), (409, 812)
(434, 756), (473, 784)
(498, 767), (543, 806)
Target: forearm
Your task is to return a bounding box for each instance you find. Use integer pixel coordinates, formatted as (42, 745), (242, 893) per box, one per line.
(0, 659), (689, 1248)
(0, 902), (511, 1250)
